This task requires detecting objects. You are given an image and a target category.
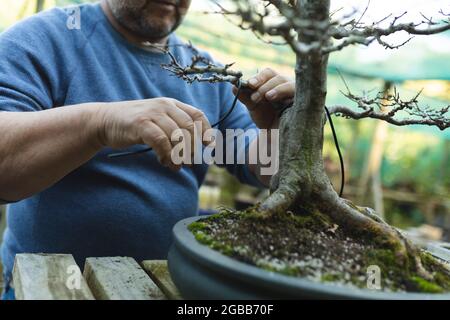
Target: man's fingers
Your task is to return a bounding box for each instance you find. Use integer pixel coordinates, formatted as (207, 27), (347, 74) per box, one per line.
(247, 68), (277, 89)
(153, 115), (182, 148)
(264, 80), (295, 102)
(140, 120), (174, 168)
(173, 100), (213, 146)
(163, 103), (198, 154)
(251, 75), (291, 103)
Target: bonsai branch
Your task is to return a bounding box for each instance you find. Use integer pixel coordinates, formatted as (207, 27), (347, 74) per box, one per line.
(327, 87), (450, 130)
(328, 10), (450, 51)
(330, 10), (450, 39)
(211, 1), (450, 54)
(142, 41), (246, 86)
(210, 0), (330, 54)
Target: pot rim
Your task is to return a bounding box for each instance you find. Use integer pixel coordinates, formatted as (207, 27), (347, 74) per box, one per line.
(172, 215), (450, 300)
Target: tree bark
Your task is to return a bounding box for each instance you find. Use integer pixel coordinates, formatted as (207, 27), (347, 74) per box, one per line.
(263, 0), (331, 211)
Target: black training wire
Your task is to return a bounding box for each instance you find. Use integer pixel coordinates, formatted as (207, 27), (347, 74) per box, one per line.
(108, 81), (243, 159)
(107, 85), (345, 199)
(325, 106), (345, 197)
(213, 80), (243, 128)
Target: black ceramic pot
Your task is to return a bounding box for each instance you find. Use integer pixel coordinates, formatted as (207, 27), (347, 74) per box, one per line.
(168, 216), (450, 300)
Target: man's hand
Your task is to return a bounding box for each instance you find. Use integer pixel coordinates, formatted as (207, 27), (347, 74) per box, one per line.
(96, 98), (212, 171)
(233, 68), (295, 129)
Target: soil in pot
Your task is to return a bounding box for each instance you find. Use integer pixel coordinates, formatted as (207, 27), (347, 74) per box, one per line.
(188, 207), (450, 294)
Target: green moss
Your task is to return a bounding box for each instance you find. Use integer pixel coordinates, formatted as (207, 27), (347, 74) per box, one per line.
(321, 273), (342, 282)
(192, 230), (235, 256)
(210, 241), (234, 256)
(363, 248), (405, 291)
(239, 207), (268, 220)
(410, 276), (444, 293)
(258, 263), (300, 277)
(365, 249), (397, 269)
(281, 266), (300, 276)
(188, 207), (450, 294)
(277, 206), (333, 230)
(208, 212), (227, 221)
(419, 252), (450, 290)
(350, 222), (401, 251)
(434, 271), (450, 289)
(188, 221), (208, 233)
(420, 252), (436, 268)
(291, 214), (314, 225)
(193, 231), (214, 245)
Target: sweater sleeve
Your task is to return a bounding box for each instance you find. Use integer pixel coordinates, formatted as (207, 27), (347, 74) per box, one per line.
(0, 10), (71, 112)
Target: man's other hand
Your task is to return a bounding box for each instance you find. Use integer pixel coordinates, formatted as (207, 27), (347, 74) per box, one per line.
(233, 68), (294, 130)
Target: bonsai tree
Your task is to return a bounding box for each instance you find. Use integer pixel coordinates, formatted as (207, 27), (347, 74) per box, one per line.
(148, 0), (450, 292)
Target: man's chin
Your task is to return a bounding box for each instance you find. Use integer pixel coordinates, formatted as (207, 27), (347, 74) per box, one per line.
(134, 19), (178, 39)
(135, 27), (173, 41)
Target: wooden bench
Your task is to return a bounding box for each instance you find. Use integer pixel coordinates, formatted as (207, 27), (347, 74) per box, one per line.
(13, 248), (449, 300)
(12, 254), (182, 300)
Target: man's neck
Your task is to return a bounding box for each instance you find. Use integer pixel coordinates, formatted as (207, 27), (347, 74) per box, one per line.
(100, 0), (169, 48)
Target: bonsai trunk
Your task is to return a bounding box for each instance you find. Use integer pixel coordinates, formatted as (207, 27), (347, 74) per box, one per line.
(261, 0), (434, 280)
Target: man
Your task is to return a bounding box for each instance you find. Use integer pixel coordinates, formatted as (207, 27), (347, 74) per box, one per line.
(0, 0), (294, 298)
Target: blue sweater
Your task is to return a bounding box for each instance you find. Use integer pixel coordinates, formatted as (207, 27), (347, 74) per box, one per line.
(0, 3), (260, 280)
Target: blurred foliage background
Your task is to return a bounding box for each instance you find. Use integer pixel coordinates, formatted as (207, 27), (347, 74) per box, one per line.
(0, 0), (449, 243)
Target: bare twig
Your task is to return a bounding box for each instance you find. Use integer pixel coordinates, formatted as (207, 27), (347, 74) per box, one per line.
(328, 87), (450, 130)
(142, 41), (246, 86)
(328, 10), (450, 51)
(352, 0), (371, 30)
(211, 1), (449, 54)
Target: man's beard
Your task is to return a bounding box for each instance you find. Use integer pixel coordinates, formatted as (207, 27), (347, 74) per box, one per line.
(109, 1), (182, 40)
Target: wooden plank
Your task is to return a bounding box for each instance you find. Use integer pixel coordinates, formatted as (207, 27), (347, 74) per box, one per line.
(13, 253), (94, 300)
(141, 260), (182, 300)
(427, 244), (450, 263)
(83, 257), (165, 300)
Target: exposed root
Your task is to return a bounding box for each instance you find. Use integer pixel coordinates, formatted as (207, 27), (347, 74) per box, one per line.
(344, 200), (433, 280)
(347, 201), (385, 224)
(261, 185), (298, 214)
(331, 196), (441, 280)
(192, 200), (450, 292)
(406, 239), (434, 281)
(259, 186), (445, 282)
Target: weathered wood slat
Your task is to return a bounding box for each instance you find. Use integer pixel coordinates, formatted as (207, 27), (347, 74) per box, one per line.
(427, 244), (450, 263)
(83, 257), (165, 300)
(13, 254), (94, 300)
(141, 260), (182, 300)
